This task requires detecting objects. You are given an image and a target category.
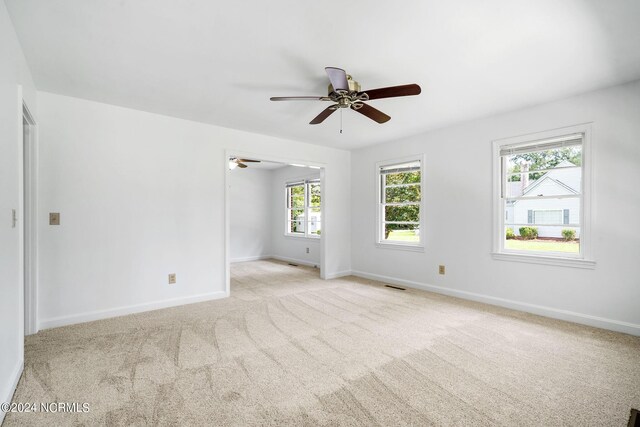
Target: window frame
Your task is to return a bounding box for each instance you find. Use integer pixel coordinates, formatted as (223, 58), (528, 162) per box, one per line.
(285, 178), (321, 239)
(492, 124), (595, 269)
(375, 154), (425, 251)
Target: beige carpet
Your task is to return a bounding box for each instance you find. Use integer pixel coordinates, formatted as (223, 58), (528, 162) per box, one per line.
(5, 260), (640, 426)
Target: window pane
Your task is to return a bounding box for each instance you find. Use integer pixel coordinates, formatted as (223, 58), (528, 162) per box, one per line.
(379, 160), (422, 245)
(509, 146), (582, 173)
(306, 207), (321, 235)
(502, 140), (583, 256)
(288, 209), (305, 234)
(308, 221), (321, 235)
(533, 210), (562, 225)
(505, 147), (582, 198)
(288, 186), (305, 208)
(385, 185), (420, 203)
(383, 224), (420, 243)
(288, 220), (305, 234)
(505, 225), (579, 253)
(385, 171), (420, 185)
(385, 205), (419, 223)
(309, 183), (321, 207)
(504, 198), (580, 254)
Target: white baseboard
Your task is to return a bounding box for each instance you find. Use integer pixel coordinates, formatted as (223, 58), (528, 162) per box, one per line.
(0, 360), (24, 425)
(324, 270), (352, 280)
(39, 291), (228, 330)
(350, 270), (640, 336)
(269, 255), (319, 268)
(231, 255), (271, 263)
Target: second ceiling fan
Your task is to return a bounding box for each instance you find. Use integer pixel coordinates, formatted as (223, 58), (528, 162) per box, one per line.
(270, 67), (421, 125)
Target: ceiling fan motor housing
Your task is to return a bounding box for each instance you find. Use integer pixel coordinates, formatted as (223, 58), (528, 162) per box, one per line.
(328, 75), (367, 109)
(328, 75), (361, 95)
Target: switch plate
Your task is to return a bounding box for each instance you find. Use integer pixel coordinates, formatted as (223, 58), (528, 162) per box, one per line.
(49, 212), (60, 225)
(168, 273), (176, 284)
(306, 247), (310, 254)
(438, 265), (445, 275)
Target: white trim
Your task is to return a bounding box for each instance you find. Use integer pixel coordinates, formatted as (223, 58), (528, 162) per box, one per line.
(323, 270), (352, 279)
(492, 123), (594, 266)
(350, 270), (640, 336)
(230, 255), (271, 263)
(283, 234), (320, 240)
(39, 291), (228, 330)
(22, 100), (38, 336)
(375, 242), (425, 252)
(375, 153), (426, 249)
(491, 252), (595, 269)
(269, 255), (319, 268)
(0, 361), (24, 425)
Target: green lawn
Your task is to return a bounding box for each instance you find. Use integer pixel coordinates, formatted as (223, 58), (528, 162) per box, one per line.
(386, 230), (420, 242)
(505, 239), (579, 253)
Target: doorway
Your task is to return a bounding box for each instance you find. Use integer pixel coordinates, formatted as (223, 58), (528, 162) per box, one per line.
(224, 150), (327, 295)
(22, 103), (37, 335)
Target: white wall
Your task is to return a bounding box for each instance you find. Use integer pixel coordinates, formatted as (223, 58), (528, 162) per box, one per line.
(36, 91), (351, 328)
(0, 1), (37, 419)
(351, 80), (640, 335)
(229, 168), (272, 262)
(270, 166), (321, 267)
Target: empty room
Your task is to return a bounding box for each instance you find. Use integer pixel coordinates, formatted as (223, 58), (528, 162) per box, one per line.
(1, 0), (639, 426)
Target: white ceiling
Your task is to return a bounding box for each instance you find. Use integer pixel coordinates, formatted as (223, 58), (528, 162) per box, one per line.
(6, 0), (640, 150)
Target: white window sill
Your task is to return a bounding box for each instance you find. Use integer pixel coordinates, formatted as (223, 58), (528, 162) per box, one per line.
(284, 234), (320, 240)
(375, 242), (425, 252)
(491, 252), (596, 269)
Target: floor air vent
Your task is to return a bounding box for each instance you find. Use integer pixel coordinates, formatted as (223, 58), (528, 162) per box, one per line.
(385, 285), (406, 291)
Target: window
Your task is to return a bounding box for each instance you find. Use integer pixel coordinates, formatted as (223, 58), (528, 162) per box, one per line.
(493, 125), (594, 267)
(377, 157), (423, 248)
(286, 179), (321, 237)
(532, 210), (563, 225)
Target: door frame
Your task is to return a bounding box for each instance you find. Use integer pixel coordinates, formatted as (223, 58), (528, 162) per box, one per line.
(21, 99), (38, 335)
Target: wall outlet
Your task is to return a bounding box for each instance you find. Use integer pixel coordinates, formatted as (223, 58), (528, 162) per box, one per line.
(306, 247), (310, 254)
(438, 265), (445, 275)
(168, 273), (176, 284)
(49, 212), (60, 225)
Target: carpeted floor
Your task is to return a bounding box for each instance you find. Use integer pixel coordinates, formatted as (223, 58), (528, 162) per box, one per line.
(5, 259), (640, 426)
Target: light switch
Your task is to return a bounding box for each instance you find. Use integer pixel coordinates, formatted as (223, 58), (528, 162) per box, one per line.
(49, 212), (60, 225)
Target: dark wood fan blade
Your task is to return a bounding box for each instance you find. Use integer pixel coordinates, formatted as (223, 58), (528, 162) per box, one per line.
(238, 159), (260, 163)
(310, 106), (338, 125)
(270, 96), (328, 101)
(237, 163), (248, 168)
(325, 67), (349, 92)
(352, 103), (391, 123)
(359, 84), (421, 100)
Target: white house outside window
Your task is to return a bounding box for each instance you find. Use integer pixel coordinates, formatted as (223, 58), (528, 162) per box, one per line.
(493, 125), (594, 268)
(376, 157), (424, 249)
(286, 179), (321, 238)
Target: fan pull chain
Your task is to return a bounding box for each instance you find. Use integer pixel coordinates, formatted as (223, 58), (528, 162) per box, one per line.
(340, 109), (343, 134)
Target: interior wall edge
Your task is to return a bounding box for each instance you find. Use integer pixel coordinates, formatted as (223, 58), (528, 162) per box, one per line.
(0, 360), (23, 425)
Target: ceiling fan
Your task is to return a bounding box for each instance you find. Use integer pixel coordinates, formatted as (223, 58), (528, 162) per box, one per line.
(229, 157), (260, 169)
(270, 67), (421, 125)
